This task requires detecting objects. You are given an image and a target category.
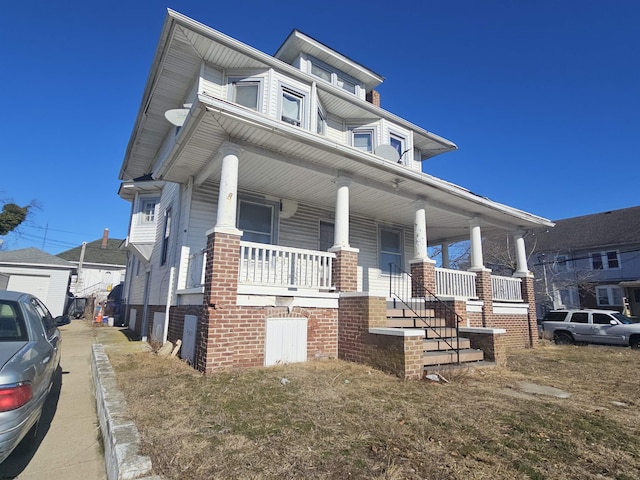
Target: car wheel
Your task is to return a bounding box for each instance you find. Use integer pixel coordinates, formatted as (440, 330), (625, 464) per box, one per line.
(630, 337), (640, 350)
(554, 331), (574, 345)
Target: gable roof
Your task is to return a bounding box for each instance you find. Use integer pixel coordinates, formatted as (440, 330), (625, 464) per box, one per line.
(57, 238), (127, 267)
(533, 206), (640, 252)
(0, 247), (74, 268)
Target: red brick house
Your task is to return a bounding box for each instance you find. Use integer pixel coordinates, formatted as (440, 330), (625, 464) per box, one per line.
(117, 10), (553, 379)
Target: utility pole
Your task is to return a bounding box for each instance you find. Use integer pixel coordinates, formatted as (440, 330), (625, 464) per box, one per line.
(76, 241), (87, 296)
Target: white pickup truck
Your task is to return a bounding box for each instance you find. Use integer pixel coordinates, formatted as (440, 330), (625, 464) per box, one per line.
(542, 309), (640, 349)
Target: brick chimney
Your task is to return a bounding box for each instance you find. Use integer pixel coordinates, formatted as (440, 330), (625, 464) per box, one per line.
(366, 90), (380, 107)
(101, 228), (109, 249)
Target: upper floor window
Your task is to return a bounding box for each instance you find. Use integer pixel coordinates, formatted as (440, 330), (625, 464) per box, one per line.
(350, 127), (376, 153)
(229, 78), (263, 111)
(591, 251), (620, 270)
(280, 87), (305, 127)
(596, 286), (623, 306)
(316, 106), (327, 135)
(308, 57), (359, 95)
(555, 254), (570, 272)
(390, 133), (407, 164)
(141, 200), (157, 223)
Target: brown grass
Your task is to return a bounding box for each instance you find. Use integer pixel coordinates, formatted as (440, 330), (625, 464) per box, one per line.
(109, 343), (640, 480)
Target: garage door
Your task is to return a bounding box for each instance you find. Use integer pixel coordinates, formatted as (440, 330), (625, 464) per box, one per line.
(7, 274), (50, 300)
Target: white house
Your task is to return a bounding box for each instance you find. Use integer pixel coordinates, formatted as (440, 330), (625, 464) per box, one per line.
(57, 228), (127, 302)
(117, 10), (553, 378)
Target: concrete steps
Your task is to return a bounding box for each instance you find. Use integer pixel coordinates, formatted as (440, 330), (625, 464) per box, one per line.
(423, 349), (484, 366)
(386, 306), (484, 368)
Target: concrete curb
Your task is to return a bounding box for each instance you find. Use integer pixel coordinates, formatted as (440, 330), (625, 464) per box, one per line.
(91, 344), (163, 480)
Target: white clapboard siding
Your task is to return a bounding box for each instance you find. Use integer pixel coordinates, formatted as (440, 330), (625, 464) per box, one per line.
(279, 202), (333, 251)
(326, 113), (344, 144)
(264, 317), (308, 366)
(200, 64), (224, 98)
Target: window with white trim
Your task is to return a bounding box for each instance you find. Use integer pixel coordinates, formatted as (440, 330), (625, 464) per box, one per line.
(596, 285), (623, 306)
(591, 251), (620, 270)
(379, 227), (403, 273)
(350, 127), (376, 153)
(280, 86), (305, 127)
(308, 56), (360, 95)
(238, 200), (277, 244)
(229, 78), (263, 111)
(558, 288), (579, 308)
(316, 105), (327, 135)
(141, 199), (157, 223)
(390, 133), (407, 164)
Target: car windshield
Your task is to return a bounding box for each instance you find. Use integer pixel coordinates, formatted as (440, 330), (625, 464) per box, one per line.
(612, 313), (638, 324)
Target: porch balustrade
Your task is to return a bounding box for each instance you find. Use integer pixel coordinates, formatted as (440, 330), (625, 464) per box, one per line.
(491, 275), (523, 301)
(435, 267), (478, 298)
(239, 241), (335, 290)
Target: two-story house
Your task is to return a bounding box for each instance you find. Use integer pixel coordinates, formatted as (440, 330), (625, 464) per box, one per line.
(117, 10), (553, 378)
(527, 206), (640, 318)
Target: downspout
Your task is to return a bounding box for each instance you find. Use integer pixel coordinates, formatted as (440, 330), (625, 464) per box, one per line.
(163, 266), (175, 345)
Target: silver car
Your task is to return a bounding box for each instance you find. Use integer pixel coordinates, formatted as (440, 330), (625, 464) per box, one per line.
(0, 291), (64, 464)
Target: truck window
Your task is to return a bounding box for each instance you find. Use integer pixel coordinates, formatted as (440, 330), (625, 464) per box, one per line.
(569, 312), (588, 323)
(593, 313), (613, 325)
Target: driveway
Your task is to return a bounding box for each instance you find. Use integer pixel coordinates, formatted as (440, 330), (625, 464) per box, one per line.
(1, 320), (106, 479)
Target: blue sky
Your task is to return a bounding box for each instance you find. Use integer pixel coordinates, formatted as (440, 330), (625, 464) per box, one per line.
(1, 0), (638, 254)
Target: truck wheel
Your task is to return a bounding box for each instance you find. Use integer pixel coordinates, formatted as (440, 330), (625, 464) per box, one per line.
(554, 332), (574, 345)
(630, 337), (640, 350)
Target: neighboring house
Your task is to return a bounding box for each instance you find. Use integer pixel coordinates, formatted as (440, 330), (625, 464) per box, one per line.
(117, 10), (553, 378)
(525, 206), (640, 318)
(0, 247), (73, 317)
(57, 228), (127, 302)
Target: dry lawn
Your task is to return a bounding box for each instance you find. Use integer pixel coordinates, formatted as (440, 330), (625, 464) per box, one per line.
(109, 343), (640, 480)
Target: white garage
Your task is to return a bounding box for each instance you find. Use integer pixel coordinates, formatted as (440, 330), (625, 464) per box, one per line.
(0, 247), (73, 317)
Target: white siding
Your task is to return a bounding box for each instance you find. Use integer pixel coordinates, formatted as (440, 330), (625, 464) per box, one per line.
(148, 182), (181, 305)
(200, 64), (224, 99)
(279, 203), (332, 250)
(326, 113), (344, 144)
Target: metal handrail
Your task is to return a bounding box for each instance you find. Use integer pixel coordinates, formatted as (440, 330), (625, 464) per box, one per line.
(388, 263), (463, 365)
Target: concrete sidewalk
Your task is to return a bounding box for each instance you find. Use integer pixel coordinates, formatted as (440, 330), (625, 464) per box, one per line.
(2, 320), (112, 479)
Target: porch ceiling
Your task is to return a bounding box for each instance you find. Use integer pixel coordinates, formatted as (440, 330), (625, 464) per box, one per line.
(156, 97), (552, 244)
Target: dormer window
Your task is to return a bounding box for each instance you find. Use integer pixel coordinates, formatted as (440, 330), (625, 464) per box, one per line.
(309, 57), (360, 95)
(142, 200), (157, 223)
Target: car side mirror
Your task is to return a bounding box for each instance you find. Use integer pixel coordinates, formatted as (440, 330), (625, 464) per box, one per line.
(610, 319), (618, 325)
(56, 315), (71, 326)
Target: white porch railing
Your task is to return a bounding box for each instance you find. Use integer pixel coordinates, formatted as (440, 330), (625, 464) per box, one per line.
(492, 275), (523, 302)
(239, 241), (335, 290)
(435, 267), (478, 298)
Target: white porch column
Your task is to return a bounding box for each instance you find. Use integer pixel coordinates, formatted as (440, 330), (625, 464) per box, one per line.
(332, 176), (351, 249)
(412, 201), (432, 262)
(441, 243), (450, 268)
(469, 218), (485, 271)
(513, 231), (530, 276)
(214, 143), (242, 235)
